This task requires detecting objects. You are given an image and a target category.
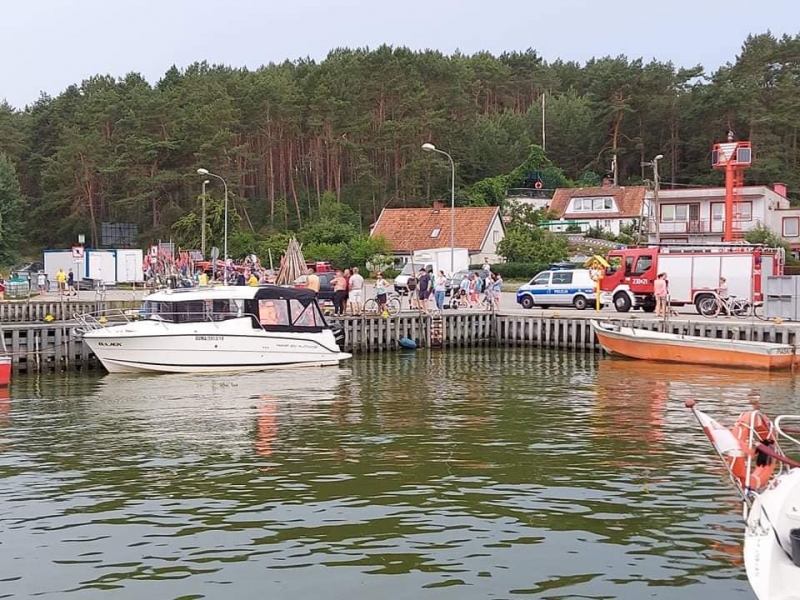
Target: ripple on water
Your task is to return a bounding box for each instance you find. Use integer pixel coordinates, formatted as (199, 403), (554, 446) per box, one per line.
(0, 349), (787, 598)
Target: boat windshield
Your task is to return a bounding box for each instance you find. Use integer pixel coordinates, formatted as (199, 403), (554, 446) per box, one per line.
(145, 299), (242, 323)
(257, 298), (325, 328)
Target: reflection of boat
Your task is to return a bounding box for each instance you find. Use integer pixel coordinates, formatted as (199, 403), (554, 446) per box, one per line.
(79, 285), (351, 374)
(688, 401), (800, 599)
(592, 320), (798, 371)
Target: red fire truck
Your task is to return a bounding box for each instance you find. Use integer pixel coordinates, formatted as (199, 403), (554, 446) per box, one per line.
(600, 245), (784, 313)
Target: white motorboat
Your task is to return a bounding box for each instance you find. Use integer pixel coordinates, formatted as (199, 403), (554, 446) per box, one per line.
(688, 401), (800, 599)
(78, 285), (351, 374)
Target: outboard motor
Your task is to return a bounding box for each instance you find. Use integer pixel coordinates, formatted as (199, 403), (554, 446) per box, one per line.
(791, 529), (800, 567)
(329, 322), (345, 350)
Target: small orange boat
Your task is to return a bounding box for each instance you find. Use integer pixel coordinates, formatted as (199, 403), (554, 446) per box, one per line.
(591, 320), (799, 371)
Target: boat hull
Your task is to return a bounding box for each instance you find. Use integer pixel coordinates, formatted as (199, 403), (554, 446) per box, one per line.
(592, 320), (797, 370)
(744, 469), (800, 600)
(83, 318), (351, 374)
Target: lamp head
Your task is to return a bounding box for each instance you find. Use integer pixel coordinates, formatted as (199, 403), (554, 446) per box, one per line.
(422, 143), (436, 152)
(203, 179), (210, 185)
(654, 154), (664, 161)
(197, 168), (209, 175)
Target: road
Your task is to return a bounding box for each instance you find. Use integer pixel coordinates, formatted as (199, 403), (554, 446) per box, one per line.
(23, 286), (781, 327)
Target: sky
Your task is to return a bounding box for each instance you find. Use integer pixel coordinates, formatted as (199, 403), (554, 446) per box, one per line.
(1, 0), (797, 109)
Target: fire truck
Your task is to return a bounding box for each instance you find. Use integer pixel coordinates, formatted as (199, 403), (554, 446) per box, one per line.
(599, 245), (784, 313)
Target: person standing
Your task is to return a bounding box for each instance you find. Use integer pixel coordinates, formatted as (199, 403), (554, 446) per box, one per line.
(654, 272), (668, 317)
(468, 274), (478, 308)
(247, 271), (259, 286)
(718, 276), (729, 299)
(417, 268), (430, 313)
(375, 272), (389, 314)
(332, 270), (348, 316)
(434, 270), (447, 310)
(37, 271), (47, 295)
(343, 269), (351, 314)
(348, 267), (364, 315)
(56, 268), (67, 297)
(306, 268), (320, 297)
(67, 269), (77, 296)
(492, 272), (503, 310)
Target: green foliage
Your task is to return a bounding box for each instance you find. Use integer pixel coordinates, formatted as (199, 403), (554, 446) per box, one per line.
(744, 224), (798, 264)
(469, 262), (552, 280)
(0, 153), (23, 264)
(3, 35), (800, 254)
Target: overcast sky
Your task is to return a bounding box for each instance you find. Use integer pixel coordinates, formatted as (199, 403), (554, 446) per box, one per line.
(1, 0), (796, 109)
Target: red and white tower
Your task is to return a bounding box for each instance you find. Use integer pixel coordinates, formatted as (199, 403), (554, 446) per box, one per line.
(712, 132), (751, 241)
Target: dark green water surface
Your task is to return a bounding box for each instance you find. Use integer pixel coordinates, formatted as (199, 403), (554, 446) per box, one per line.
(2, 348), (794, 599)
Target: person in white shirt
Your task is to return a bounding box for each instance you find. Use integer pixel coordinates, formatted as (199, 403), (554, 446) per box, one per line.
(348, 267), (365, 315)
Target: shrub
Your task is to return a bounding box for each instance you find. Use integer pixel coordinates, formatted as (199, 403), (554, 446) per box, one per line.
(469, 262), (552, 280)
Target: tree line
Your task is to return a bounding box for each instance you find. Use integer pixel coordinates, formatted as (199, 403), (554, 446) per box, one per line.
(0, 31), (798, 263)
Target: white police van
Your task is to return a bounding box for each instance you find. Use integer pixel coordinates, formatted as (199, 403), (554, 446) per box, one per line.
(516, 268), (597, 310)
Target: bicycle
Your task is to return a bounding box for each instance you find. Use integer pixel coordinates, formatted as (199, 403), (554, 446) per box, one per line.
(697, 291), (751, 318)
(363, 291), (401, 317)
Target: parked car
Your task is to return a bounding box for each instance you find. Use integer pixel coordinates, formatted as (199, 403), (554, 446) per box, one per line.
(516, 268), (598, 310)
(446, 269), (484, 295)
(293, 272), (336, 304)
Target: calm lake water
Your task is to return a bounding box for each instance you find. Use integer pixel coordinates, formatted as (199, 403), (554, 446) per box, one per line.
(1, 348), (796, 599)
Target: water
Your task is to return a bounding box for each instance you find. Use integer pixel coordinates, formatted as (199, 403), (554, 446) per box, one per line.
(2, 349), (797, 599)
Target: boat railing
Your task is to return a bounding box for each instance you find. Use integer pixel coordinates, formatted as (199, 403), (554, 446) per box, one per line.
(774, 416), (800, 451)
(73, 308), (138, 331)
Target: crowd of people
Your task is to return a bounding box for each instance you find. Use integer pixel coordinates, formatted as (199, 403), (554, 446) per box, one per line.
(403, 259), (503, 314)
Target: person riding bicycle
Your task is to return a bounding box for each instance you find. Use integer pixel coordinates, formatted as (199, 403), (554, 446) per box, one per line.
(718, 276), (729, 300)
(375, 272), (389, 312)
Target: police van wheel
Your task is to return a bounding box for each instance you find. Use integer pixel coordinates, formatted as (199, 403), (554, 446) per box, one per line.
(573, 296), (588, 311)
(520, 295), (534, 309)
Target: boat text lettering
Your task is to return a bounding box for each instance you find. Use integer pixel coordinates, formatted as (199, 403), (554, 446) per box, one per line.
(98, 341), (122, 347)
(196, 335), (224, 341)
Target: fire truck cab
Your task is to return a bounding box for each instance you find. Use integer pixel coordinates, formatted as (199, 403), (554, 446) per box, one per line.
(600, 245), (783, 314)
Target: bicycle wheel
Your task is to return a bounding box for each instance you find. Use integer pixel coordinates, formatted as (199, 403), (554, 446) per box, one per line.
(698, 297), (719, 317)
(731, 300), (750, 317)
(363, 299), (380, 316)
(386, 297), (401, 316)
(754, 304), (770, 321)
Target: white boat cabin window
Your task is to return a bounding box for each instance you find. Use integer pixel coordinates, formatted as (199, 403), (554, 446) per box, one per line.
(256, 298), (324, 328)
(258, 300), (289, 326)
(290, 299), (324, 328)
(146, 299), (241, 323)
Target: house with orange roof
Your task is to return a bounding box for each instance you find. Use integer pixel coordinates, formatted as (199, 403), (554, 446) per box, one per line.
(370, 201), (505, 264)
(547, 184), (648, 235)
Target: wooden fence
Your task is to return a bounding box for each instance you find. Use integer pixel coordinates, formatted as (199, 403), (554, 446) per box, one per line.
(0, 300), (137, 323)
(1, 311), (798, 373)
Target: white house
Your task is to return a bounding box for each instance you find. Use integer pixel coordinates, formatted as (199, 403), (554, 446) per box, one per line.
(548, 185), (648, 235)
(370, 201), (506, 264)
(645, 183), (800, 254)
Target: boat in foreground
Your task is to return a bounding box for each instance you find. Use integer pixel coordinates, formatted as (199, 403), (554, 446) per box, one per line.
(688, 400), (800, 600)
(78, 285), (351, 374)
(591, 319), (797, 370)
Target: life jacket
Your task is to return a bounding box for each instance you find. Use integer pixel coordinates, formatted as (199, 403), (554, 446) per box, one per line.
(727, 410), (778, 490)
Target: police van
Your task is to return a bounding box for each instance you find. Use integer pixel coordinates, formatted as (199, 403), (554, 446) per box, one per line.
(516, 268), (597, 310)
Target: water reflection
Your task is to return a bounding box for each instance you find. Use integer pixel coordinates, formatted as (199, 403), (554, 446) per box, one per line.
(2, 350), (793, 598)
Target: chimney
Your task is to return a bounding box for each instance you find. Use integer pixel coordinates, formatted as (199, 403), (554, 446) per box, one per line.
(601, 177), (613, 188)
(432, 200), (443, 212)
(774, 182), (788, 198)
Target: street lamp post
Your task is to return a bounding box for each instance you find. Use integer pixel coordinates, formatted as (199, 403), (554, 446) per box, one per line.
(200, 179), (210, 257)
(422, 143), (456, 275)
(196, 168), (229, 264)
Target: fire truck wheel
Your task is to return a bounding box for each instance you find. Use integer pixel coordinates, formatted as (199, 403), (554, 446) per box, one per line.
(613, 293), (632, 313)
(641, 304), (656, 313)
(573, 295), (588, 310)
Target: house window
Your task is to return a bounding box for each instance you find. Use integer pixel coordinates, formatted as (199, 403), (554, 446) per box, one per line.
(783, 217), (800, 237)
(570, 197), (615, 212)
(661, 204), (689, 222)
(430, 228), (440, 238)
(604, 220), (612, 229)
(492, 230), (501, 243)
(734, 202), (752, 221)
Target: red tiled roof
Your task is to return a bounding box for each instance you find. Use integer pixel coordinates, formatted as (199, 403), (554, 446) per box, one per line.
(549, 186), (646, 220)
(371, 206), (501, 253)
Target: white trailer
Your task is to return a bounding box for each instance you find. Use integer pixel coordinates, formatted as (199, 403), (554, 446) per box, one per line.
(43, 250), (85, 290)
(115, 249), (144, 283)
(86, 250), (117, 284)
(393, 247), (470, 292)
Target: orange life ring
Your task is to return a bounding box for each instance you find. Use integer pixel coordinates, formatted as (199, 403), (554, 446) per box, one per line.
(534, 181), (543, 190)
(726, 410), (778, 490)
